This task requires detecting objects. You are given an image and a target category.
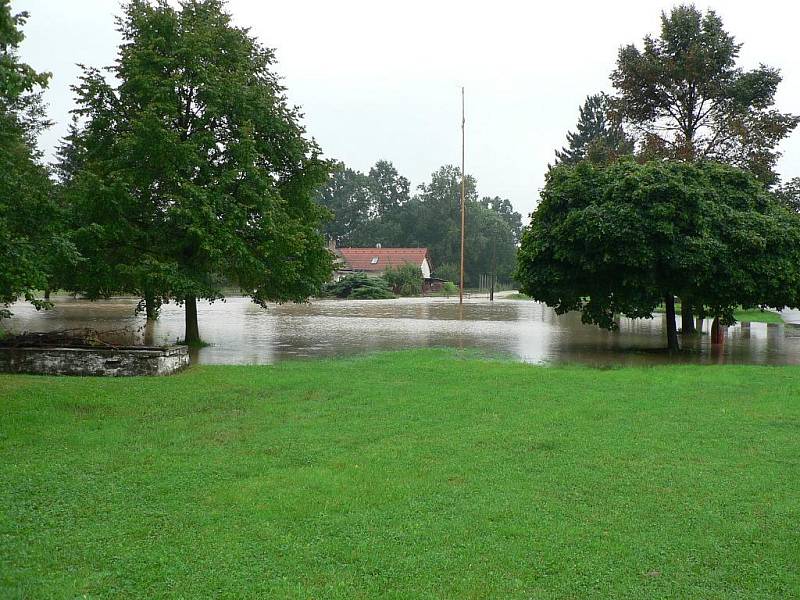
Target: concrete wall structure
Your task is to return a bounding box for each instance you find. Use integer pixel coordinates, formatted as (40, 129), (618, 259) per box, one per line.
(0, 345), (189, 376)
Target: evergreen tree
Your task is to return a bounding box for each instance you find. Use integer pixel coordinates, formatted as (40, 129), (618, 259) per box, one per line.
(553, 94), (633, 167)
(53, 116), (86, 185)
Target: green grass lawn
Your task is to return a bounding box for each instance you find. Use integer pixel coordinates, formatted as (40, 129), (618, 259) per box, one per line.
(2, 350), (799, 599)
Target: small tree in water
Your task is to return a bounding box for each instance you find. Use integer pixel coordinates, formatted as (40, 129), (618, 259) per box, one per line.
(515, 160), (800, 353)
(62, 0), (332, 344)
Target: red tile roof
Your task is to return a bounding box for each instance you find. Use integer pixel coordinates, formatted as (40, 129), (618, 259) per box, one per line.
(337, 247), (429, 272)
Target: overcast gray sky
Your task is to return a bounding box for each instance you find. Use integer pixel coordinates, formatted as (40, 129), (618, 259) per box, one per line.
(14, 0), (800, 217)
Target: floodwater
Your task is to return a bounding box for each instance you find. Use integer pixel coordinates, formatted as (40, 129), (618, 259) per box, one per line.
(6, 294), (800, 366)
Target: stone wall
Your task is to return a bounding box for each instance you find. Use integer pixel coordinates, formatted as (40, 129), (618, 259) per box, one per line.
(0, 345), (189, 376)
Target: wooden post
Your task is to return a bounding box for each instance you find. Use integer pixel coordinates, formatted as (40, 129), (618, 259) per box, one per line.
(490, 227), (496, 302)
(459, 86), (466, 305)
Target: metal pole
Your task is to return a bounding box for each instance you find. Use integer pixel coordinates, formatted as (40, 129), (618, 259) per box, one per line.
(459, 86), (466, 305)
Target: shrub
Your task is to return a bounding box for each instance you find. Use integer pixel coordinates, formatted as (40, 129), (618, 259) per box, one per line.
(350, 286), (396, 300)
(383, 263), (423, 297)
(433, 262), (460, 284)
(442, 281), (458, 294)
(322, 273), (396, 300)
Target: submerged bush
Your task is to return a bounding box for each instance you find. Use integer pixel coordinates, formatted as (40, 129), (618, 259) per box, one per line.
(349, 286), (396, 300)
(442, 281), (458, 294)
(322, 273), (396, 299)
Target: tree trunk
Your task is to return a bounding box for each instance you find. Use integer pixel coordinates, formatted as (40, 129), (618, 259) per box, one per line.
(184, 295), (200, 346)
(711, 316), (725, 345)
(144, 291), (158, 321)
(664, 294), (680, 353)
(143, 319), (156, 347)
(681, 300), (695, 335)
(43, 288), (51, 301)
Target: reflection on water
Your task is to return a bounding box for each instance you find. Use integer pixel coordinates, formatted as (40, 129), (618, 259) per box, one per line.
(6, 295), (800, 366)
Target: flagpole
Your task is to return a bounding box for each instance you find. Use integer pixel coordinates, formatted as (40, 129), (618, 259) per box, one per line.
(459, 86), (466, 305)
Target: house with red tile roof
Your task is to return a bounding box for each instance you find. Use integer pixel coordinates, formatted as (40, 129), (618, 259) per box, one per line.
(335, 246), (432, 278)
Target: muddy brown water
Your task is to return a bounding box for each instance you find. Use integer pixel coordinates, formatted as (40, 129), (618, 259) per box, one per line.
(5, 294), (800, 366)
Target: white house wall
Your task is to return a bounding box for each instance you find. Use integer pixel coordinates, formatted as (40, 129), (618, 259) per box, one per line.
(421, 258), (431, 279)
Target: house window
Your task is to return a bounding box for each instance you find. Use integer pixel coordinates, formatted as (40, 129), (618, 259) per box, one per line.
(371, 257), (379, 264)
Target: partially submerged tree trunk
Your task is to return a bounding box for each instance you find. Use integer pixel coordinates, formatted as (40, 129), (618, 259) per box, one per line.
(144, 291), (158, 321)
(664, 294), (680, 353)
(681, 300), (696, 334)
(711, 316), (725, 345)
(184, 296), (200, 346)
(43, 288), (51, 301)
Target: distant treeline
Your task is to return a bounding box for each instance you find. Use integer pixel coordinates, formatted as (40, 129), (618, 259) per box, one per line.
(315, 161), (523, 286)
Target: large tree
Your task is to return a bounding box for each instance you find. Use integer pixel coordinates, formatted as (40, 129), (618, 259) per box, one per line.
(401, 166), (522, 286)
(367, 159), (410, 219)
(315, 159), (410, 247)
(515, 159), (800, 352)
(64, 0), (332, 343)
(610, 4), (799, 334)
(553, 93), (634, 167)
(0, 1), (75, 320)
(611, 5), (798, 184)
(315, 162), (371, 246)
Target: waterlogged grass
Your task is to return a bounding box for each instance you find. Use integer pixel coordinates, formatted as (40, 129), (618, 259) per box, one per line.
(2, 350), (799, 598)
(728, 308), (785, 324)
(653, 303), (784, 324)
(505, 292), (532, 300)
(177, 338), (212, 348)
(508, 295), (784, 324)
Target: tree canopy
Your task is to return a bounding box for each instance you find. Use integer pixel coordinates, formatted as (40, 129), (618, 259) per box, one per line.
(61, 0), (332, 342)
(610, 4), (798, 186)
(0, 0), (75, 320)
(776, 178), (800, 213)
(516, 159), (800, 351)
(316, 160), (410, 247)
